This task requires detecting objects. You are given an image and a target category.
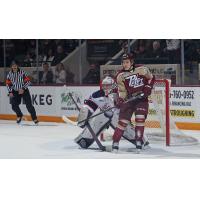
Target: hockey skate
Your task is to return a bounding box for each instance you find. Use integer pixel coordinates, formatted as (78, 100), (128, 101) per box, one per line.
(16, 116), (27, 125)
(136, 140), (143, 153)
(16, 117), (22, 124)
(112, 142), (119, 153)
(34, 119), (39, 125)
(128, 138), (150, 148)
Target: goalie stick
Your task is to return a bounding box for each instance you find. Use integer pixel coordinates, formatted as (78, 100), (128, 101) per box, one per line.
(62, 115), (142, 149)
(68, 93), (107, 151)
(76, 92), (144, 126)
(64, 93), (141, 148)
(62, 115), (78, 126)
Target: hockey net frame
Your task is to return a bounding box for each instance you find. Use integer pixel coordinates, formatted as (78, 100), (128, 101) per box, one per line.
(149, 79), (170, 146)
(101, 79), (198, 146)
(146, 79), (198, 146)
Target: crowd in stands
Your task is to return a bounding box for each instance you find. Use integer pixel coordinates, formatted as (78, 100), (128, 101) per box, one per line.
(129, 39), (181, 64)
(184, 39), (200, 62)
(82, 63), (100, 84)
(129, 39), (200, 64)
(82, 39), (182, 84)
(31, 62), (75, 84)
(0, 39), (79, 67)
(82, 39), (181, 84)
(2, 39), (200, 66)
(2, 39), (200, 85)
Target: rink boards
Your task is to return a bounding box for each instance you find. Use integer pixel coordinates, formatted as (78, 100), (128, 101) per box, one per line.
(0, 85), (200, 130)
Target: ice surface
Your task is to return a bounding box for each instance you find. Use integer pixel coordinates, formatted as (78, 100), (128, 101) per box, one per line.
(0, 120), (200, 158)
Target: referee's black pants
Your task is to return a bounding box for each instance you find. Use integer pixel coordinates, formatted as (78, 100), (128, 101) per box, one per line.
(10, 89), (37, 121)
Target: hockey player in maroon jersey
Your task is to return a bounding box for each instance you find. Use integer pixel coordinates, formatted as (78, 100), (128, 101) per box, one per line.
(112, 53), (155, 152)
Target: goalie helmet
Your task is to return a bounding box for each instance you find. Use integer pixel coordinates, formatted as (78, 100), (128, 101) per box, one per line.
(101, 76), (115, 95)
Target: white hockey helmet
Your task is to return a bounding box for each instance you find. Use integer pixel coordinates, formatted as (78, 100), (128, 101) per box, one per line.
(101, 76), (115, 95)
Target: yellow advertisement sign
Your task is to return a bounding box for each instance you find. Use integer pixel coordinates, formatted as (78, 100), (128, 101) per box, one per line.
(170, 109), (195, 118)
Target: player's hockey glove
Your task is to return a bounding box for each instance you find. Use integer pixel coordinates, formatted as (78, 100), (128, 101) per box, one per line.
(127, 92), (145, 103)
(142, 85), (152, 98)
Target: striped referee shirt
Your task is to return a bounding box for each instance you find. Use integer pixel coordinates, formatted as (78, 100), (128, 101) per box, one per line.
(6, 68), (31, 93)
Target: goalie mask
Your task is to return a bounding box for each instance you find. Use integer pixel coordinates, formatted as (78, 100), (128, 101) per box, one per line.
(102, 76), (115, 96)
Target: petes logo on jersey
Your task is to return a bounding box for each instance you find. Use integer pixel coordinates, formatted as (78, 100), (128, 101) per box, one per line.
(126, 74), (144, 88)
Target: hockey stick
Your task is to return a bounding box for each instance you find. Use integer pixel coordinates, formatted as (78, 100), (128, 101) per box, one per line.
(67, 92), (139, 147)
(62, 115), (77, 126)
(68, 92), (106, 151)
(62, 103), (137, 146)
(77, 93), (143, 125)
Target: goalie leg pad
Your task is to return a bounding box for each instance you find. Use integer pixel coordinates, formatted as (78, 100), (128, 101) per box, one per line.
(77, 105), (92, 128)
(123, 124), (135, 140)
(110, 108), (119, 127)
(75, 108), (111, 148)
(74, 134), (94, 149)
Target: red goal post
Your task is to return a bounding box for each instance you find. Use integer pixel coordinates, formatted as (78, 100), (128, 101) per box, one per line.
(151, 79), (170, 146)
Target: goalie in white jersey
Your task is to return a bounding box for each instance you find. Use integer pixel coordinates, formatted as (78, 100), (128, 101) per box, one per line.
(74, 76), (149, 149)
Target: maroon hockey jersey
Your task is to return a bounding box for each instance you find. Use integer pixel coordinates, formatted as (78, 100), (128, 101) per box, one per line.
(115, 65), (154, 100)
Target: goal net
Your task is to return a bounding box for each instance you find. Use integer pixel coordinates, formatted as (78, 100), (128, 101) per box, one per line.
(101, 79), (198, 146)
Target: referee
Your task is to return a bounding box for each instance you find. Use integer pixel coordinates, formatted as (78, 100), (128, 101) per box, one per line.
(6, 60), (39, 125)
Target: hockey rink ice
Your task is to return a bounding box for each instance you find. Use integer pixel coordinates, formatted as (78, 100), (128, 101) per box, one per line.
(0, 120), (200, 158)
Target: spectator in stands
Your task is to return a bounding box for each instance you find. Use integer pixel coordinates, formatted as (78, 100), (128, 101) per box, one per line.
(24, 52), (34, 67)
(41, 39), (55, 55)
(30, 70), (38, 84)
(54, 63), (66, 84)
(164, 39), (180, 63)
(43, 49), (54, 66)
(165, 39), (180, 51)
(52, 45), (67, 66)
(66, 65), (75, 84)
(39, 62), (53, 84)
(132, 39), (153, 55)
(134, 44), (147, 59)
(55, 39), (65, 47)
(82, 63), (100, 84)
(134, 39), (146, 50)
(27, 40), (36, 59)
(184, 40), (200, 63)
(193, 46), (200, 62)
(65, 40), (77, 54)
(147, 40), (164, 59)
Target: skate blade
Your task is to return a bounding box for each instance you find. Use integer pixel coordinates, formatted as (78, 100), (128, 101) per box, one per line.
(136, 149), (141, 154)
(143, 145), (151, 150)
(112, 149), (119, 153)
(105, 146), (113, 152)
